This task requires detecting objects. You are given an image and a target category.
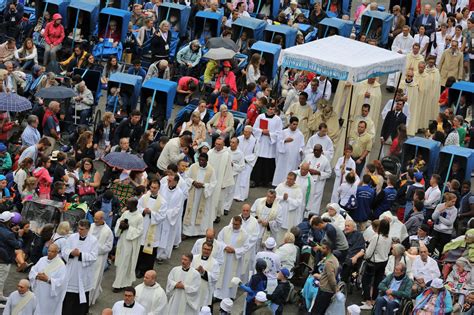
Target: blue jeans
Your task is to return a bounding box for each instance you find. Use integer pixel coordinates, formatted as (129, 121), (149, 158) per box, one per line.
(21, 60), (35, 71)
(374, 296), (400, 315)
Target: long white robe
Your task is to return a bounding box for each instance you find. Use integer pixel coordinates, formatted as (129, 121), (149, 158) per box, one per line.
(302, 154), (332, 215)
(29, 256), (66, 315)
(138, 193), (167, 248)
(208, 147), (235, 219)
(183, 164), (217, 236)
(387, 33), (415, 87)
(88, 223), (113, 305)
(250, 197), (283, 250)
(272, 128), (305, 186)
(423, 66), (441, 124)
(214, 226), (250, 299)
(253, 113), (283, 159)
(111, 300), (146, 315)
(166, 266), (201, 314)
(61, 233), (98, 304)
(304, 133), (334, 162)
(285, 103), (312, 140)
(238, 214), (259, 283)
(400, 79), (420, 136)
(235, 134), (257, 201)
(222, 148), (245, 212)
(4, 291), (36, 315)
(294, 170), (313, 222)
(191, 238), (225, 267)
(347, 80), (383, 132)
(275, 182), (303, 245)
(191, 254), (220, 307)
(157, 185), (185, 259)
(330, 156), (356, 203)
(135, 282), (168, 314)
(113, 210), (143, 289)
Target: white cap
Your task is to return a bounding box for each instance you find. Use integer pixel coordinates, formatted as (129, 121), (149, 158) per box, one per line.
(0, 211), (14, 223)
(264, 237), (276, 249)
(255, 291), (267, 302)
(431, 278), (444, 289)
(290, 0), (298, 4)
(220, 298), (233, 312)
(347, 304), (361, 314)
(199, 306), (212, 315)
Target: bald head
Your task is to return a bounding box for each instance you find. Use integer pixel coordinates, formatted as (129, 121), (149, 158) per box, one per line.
(241, 203), (251, 218)
(47, 243), (59, 260)
(94, 211), (105, 225)
(300, 162), (310, 176)
(102, 309), (113, 315)
(205, 229), (215, 242)
(17, 279), (30, 294)
(143, 270), (157, 286)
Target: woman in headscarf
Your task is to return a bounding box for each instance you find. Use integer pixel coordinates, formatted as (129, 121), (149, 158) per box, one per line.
(446, 257), (473, 307)
(321, 203), (351, 231)
(413, 278), (453, 314)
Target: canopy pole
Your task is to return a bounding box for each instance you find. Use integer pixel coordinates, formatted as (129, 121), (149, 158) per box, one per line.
(100, 15), (112, 63)
(323, 26), (328, 38)
(322, 77), (328, 98)
(112, 82), (122, 115)
(145, 90), (157, 131)
(365, 17), (373, 36)
(343, 85), (354, 148)
(390, 72), (402, 111)
(440, 154), (455, 202)
(71, 9), (80, 50)
(165, 8), (170, 21)
(454, 91), (462, 115)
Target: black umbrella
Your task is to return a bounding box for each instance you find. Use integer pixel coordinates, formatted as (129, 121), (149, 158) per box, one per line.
(206, 37), (239, 52)
(35, 86), (77, 99)
(101, 152), (147, 171)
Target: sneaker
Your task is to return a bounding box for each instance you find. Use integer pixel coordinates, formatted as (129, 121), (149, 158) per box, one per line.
(173, 245), (179, 249)
(360, 304), (373, 310)
(0, 303), (5, 309)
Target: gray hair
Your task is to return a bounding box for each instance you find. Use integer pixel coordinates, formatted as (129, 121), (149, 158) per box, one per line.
(392, 243), (406, 257)
(18, 279), (30, 288)
(219, 104), (228, 112)
(159, 20), (170, 29)
(4, 61), (13, 68)
(27, 115), (38, 125)
(56, 221), (70, 235)
(395, 262), (407, 273)
(345, 219), (357, 229)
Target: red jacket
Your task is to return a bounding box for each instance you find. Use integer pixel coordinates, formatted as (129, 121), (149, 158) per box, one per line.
(246, 103), (260, 126)
(44, 21), (65, 46)
(215, 71), (237, 95)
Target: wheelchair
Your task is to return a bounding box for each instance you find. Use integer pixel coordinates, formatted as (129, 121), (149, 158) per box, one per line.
(370, 297), (414, 315)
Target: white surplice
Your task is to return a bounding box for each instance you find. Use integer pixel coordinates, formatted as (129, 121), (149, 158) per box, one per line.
(250, 197), (283, 250)
(214, 226), (250, 299)
(191, 238), (225, 267)
(235, 134), (257, 201)
(157, 185), (185, 259)
(111, 300), (146, 315)
(222, 148), (245, 212)
(302, 154), (332, 215)
(166, 266), (201, 315)
(294, 170), (313, 222)
(138, 192), (167, 248)
(113, 210), (143, 289)
(275, 182), (303, 245)
(4, 291), (36, 315)
(330, 156), (356, 203)
(135, 282), (168, 314)
(272, 128), (305, 186)
(237, 214), (259, 283)
(88, 222), (113, 305)
(191, 254), (220, 307)
(253, 113), (283, 159)
(183, 163), (217, 236)
(304, 133), (334, 162)
(208, 147), (235, 219)
(29, 256), (66, 315)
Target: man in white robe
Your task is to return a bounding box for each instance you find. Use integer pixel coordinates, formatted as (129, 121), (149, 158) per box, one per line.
(88, 211), (113, 305)
(275, 172), (303, 245)
(285, 92), (313, 140)
(400, 69), (421, 136)
(113, 198), (144, 291)
(191, 228), (225, 266)
(191, 242), (220, 309)
(111, 287), (146, 315)
(208, 137), (234, 222)
(29, 244), (66, 315)
(183, 153), (217, 236)
(235, 126), (257, 201)
(166, 253), (201, 314)
(61, 219), (98, 315)
(272, 117), (305, 187)
(386, 25), (415, 90)
(304, 123), (334, 161)
(214, 216), (250, 300)
(423, 56), (441, 124)
(136, 179), (167, 275)
(302, 144), (332, 215)
(349, 104), (376, 138)
(4, 280), (35, 315)
(135, 270), (167, 314)
(237, 204), (259, 283)
(251, 189), (283, 250)
(294, 162), (313, 222)
(222, 137), (245, 215)
(157, 175), (185, 261)
(251, 104), (283, 187)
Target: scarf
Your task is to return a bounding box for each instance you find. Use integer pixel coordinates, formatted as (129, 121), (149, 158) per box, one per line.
(42, 108), (59, 128)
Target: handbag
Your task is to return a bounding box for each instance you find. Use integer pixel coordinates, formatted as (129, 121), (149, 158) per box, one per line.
(364, 235), (380, 269)
(78, 185), (95, 196)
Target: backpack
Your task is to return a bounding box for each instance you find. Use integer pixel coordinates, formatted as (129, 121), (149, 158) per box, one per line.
(344, 194), (357, 212)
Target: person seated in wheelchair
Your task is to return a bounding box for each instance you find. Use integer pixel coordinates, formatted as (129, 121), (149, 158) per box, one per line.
(98, 19), (121, 48)
(412, 278), (453, 314)
(371, 263), (413, 314)
(311, 216), (349, 266)
(411, 244), (441, 296)
(446, 257), (473, 311)
(71, 81), (94, 125)
(341, 219), (366, 284)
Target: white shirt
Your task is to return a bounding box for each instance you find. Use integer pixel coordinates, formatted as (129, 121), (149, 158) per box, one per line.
(424, 186), (441, 209)
(412, 256), (441, 283)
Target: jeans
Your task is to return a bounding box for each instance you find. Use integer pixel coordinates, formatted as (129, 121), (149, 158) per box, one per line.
(43, 43), (62, 66)
(374, 296), (400, 315)
(21, 60), (35, 71)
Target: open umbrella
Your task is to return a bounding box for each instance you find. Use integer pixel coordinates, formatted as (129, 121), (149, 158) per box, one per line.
(204, 47), (237, 60)
(101, 152), (147, 171)
(35, 86), (77, 99)
(206, 37), (239, 52)
(0, 92), (32, 112)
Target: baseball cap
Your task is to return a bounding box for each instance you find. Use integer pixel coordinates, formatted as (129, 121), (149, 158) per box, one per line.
(0, 211), (14, 223)
(414, 172), (423, 181)
(220, 298), (233, 312)
(265, 237), (276, 249)
(280, 268), (290, 278)
(255, 291), (267, 302)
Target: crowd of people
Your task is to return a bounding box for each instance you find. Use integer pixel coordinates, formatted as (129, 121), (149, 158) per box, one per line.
(0, 0), (473, 313)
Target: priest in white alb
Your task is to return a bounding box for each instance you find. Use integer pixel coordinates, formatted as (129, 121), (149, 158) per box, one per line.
(135, 270), (168, 314)
(400, 69), (420, 136)
(4, 280), (35, 315)
(191, 228), (225, 266)
(222, 137), (245, 215)
(285, 92), (313, 140)
(346, 78), (383, 131)
(89, 211), (113, 305)
(61, 219), (98, 315)
(113, 198), (144, 291)
(272, 116), (305, 187)
(214, 216), (250, 300)
(157, 174), (185, 261)
(386, 25), (415, 90)
(304, 122), (334, 161)
(294, 162), (313, 222)
(111, 287), (146, 315)
(275, 172), (303, 245)
(235, 126), (257, 201)
(423, 56), (441, 124)
(191, 242), (220, 309)
(166, 253), (201, 314)
(237, 203), (259, 282)
(29, 244), (66, 315)
(208, 137), (235, 222)
(302, 144), (332, 215)
(183, 153), (217, 237)
(250, 189), (283, 250)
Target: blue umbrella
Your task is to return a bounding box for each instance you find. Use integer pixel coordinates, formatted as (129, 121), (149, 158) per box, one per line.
(101, 152), (147, 171)
(0, 92), (32, 112)
(35, 86), (77, 99)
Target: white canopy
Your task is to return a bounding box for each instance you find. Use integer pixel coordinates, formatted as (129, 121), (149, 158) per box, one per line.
(279, 35), (406, 83)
